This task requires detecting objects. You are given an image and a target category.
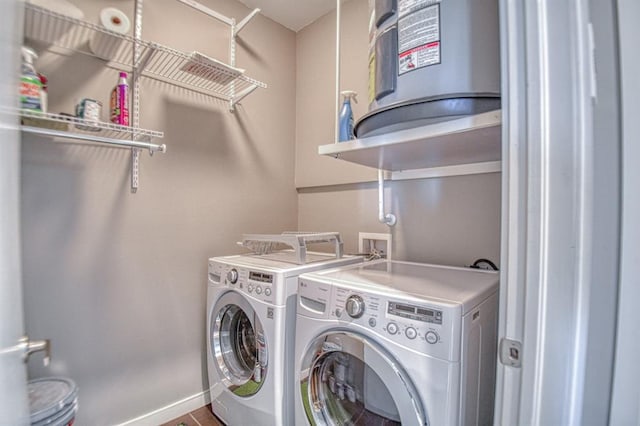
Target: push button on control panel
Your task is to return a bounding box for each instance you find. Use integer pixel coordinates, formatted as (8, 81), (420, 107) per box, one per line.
(256, 285), (263, 295)
(247, 284), (254, 293)
(264, 287), (271, 296)
(425, 331), (439, 344)
(387, 323), (398, 335)
(368, 318), (377, 328)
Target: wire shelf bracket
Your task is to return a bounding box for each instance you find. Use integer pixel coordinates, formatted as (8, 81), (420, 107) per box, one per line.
(175, 0), (263, 111)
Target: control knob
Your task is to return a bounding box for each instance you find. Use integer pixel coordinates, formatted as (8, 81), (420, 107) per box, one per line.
(227, 269), (238, 284)
(345, 295), (365, 318)
(425, 331), (439, 344)
(405, 327), (417, 340)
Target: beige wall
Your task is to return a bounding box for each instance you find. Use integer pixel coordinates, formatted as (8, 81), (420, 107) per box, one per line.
(295, 0), (377, 187)
(21, 0), (297, 423)
(298, 174), (502, 266)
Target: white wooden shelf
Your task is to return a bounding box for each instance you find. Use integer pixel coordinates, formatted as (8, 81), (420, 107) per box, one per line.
(319, 110), (502, 172)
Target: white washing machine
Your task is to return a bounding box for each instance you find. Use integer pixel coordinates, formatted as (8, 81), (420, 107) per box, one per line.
(295, 260), (499, 426)
(206, 233), (362, 426)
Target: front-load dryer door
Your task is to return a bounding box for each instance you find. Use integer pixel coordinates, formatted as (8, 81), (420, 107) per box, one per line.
(211, 291), (267, 397)
(300, 330), (427, 426)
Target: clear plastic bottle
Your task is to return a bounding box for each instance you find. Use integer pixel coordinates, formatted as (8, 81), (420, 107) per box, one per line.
(20, 47), (42, 111)
(338, 90), (358, 142)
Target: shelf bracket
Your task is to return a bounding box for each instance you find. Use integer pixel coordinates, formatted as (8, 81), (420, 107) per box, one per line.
(230, 84), (258, 111)
(229, 17), (237, 111)
(378, 169), (396, 226)
(134, 46), (156, 80)
(174, 0), (234, 25)
(132, 0), (144, 193)
(229, 8), (261, 111)
(233, 8), (260, 37)
(131, 147), (140, 193)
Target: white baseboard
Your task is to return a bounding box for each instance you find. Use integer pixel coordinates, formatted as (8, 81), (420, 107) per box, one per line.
(115, 389), (211, 426)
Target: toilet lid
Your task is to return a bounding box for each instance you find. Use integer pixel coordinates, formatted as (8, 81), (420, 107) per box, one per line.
(28, 377), (78, 424)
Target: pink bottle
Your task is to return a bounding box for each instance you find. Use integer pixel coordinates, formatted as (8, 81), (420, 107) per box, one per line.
(110, 72), (129, 126)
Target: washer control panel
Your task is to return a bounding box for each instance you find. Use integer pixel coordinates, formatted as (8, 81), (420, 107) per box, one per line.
(209, 261), (275, 304)
(328, 283), (454, 359)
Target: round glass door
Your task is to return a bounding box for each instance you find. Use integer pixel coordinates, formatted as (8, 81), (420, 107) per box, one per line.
(300, 331), (426, 426)
(211, 291), (267, 397)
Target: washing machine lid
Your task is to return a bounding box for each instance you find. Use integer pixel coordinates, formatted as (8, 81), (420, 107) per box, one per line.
(301, 260), (498, 314)
(299, 330), (426, 426)
(211, 251), (362, 277)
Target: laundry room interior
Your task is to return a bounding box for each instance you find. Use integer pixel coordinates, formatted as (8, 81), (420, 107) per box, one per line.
(4, 0), (636, 424)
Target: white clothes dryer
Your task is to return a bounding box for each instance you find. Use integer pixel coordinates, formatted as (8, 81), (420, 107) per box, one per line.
(207, 234), (362, 426)
(295, 260), (499, 426)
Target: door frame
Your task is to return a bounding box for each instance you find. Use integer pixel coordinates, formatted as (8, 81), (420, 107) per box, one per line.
(495, 0), (622, 424)
(0, 0), (29, 421)
(609, 0), (640, 422)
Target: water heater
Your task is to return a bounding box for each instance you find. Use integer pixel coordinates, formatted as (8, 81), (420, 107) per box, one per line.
(355, 0), (501, 138)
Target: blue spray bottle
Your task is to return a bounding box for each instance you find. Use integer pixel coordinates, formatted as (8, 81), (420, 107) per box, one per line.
(338, 90), (358, 142)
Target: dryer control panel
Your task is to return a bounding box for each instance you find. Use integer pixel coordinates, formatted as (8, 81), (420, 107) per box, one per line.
(297, 276), (462, 361)
(329, 283), (461, 362)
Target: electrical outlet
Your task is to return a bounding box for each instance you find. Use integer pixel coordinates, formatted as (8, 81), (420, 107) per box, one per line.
(358, 232), (392, 260)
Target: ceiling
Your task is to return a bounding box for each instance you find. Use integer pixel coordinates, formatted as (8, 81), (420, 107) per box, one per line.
(236, 0), (336, 32)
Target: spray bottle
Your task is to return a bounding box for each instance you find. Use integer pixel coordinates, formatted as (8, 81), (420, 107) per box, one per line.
(110, 71), (129, 126)
(20, 47), (42, 111)
(338, 90), (358, 142)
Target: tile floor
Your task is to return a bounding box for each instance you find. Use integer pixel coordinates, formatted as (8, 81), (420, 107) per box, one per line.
(161, 404), (224, 426)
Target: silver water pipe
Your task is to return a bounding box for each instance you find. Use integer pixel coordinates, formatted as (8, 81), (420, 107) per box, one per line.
(335, 0), (341, 143)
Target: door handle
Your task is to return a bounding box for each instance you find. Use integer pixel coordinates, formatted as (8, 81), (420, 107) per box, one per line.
(20, 336), (50, 366)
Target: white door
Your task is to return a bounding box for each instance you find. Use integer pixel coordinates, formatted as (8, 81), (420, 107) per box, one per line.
(0, 0), (30, 422)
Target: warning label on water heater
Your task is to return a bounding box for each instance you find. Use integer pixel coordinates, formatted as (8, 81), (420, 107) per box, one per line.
(398, 2), (441, 75)
(398, 0), (441, 18)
